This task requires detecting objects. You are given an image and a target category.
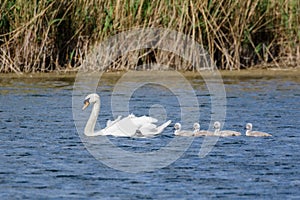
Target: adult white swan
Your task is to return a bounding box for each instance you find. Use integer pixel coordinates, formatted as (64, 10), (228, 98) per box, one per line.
(82, 93), (172, 137)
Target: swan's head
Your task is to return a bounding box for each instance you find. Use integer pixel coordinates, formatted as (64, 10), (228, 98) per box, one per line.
(174, 123), (181, 131)
(213, 121), (221, 129)
(82, 93), (100, 110)
(246, 123), (253, 130)
(193, 123), (200, 131)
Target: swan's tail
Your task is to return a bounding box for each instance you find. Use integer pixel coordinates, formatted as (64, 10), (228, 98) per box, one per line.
(137, 120), (172, 137)
(155, 120), (172, 135)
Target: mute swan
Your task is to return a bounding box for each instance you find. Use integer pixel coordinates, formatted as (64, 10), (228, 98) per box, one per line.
(245, 123), (272, 137)
(82, 93), (172, 137)
(193, 123), (214, 136)
(173, 123), (194, 136)
(213, 121), (241, 137)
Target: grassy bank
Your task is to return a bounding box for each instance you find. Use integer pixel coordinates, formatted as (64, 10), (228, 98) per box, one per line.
(0, 0), (299, 73)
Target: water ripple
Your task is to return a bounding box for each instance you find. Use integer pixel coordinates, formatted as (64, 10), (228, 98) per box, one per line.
(0, 76), (299, 199)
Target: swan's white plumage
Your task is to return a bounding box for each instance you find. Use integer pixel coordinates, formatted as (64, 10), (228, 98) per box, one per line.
(82, 93), (171, 137)
(106, 116), (121, 127)
(193, 123), (214, 136)
(173, 123), (194, 136)
(213, 121), (241, 137)
(245, 123), (272, 137)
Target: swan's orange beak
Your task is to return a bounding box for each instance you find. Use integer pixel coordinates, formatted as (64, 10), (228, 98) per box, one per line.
(82, 100), (90, 110)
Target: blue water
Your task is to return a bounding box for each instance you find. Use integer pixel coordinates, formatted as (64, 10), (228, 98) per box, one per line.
(0, 74), (299, 199)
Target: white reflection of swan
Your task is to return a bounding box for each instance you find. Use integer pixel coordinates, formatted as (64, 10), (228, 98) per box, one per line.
(245, 123), (272, 137)
(213, 121), (241, 137)
(82, 93), (172, 137)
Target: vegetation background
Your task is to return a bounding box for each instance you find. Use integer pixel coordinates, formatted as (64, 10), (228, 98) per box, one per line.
(0, 0), (299, 73)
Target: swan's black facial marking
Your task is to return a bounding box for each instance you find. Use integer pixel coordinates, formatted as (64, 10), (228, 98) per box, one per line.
(83, 98), (90, 104)
(82, 97), (91, 110)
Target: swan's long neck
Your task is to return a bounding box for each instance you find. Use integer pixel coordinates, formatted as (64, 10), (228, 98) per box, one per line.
(245, 129), (251, 136)
(174, 127), (181, 135)
(214, 128), (220, 135)
(245, 126), (252, 136)
(84, 100), (102, 136)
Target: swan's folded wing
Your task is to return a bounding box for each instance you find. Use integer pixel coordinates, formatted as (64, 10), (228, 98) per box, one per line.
(103, 117), (138, 137)
(106, 116), (122, 127)
(139, 124), (160, 136)
(102, 114), (169, 137)
(140, 123), (157, 130)
(131, 116), (158, 126)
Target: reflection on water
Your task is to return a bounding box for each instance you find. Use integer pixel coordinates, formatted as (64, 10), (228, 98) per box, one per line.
(0, 72), (299, 199)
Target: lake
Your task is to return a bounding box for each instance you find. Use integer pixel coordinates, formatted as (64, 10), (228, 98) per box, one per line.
(0, 70), (299, 199)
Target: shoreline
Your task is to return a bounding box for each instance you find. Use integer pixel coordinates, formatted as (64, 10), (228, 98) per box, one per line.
(0, 68), (300, 79)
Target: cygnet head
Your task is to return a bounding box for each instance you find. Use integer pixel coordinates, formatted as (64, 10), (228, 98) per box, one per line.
(213, 121), (221, 129)
(174, 123), (181, 131)
(82, 93), (100, 110)
(193, 123), (200, 131)
(246, 123), (253, 131)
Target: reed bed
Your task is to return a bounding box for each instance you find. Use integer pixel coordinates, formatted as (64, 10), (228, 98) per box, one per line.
(0, 0), (299, 73)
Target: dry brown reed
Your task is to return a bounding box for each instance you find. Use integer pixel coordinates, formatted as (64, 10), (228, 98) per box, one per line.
(0, 0), (299, 73)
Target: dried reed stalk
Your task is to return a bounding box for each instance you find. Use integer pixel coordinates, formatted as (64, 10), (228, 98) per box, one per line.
(0, 0), (299, 72)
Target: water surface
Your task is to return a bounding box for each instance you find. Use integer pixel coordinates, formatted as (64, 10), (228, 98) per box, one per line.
(0, 72), (299, 199)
